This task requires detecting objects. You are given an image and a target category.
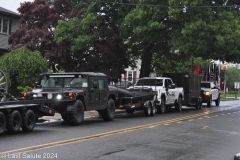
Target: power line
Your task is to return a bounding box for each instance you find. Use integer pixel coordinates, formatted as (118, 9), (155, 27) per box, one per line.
(88, 0), (237, 8)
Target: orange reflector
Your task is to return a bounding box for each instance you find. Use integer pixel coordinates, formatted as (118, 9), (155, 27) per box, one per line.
(68, 92), (73, 97)
(23, 92), (27, 97)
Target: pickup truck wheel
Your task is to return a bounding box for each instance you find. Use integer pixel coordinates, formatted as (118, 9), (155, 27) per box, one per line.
(102, 99), (115, 121)
(157, 98), (166, 114)
(215, 96), (220, 106)
(0, 111), (6, 135)
(7, 110), (22, 134)
(22, 110), (36, 132)
(67, 100), (84, 126)
(151, 103), (156, 116)
(144, 102), (151, 117)
(175, 97), (182, 111)
(207, 96), (212, 108)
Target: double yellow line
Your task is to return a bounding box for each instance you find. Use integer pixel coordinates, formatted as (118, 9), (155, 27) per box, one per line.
(0, 111), (210, 157)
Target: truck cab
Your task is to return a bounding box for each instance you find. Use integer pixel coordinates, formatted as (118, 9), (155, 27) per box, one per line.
(23, 72), (118, 125)
(129, 77), (184, 113)
(201, 81), (220, 107)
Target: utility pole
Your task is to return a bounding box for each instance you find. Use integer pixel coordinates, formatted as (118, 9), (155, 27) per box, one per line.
(223, 65), (228, 97)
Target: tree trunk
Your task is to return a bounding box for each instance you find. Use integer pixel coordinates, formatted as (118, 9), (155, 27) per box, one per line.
(139, 43), (154, 78)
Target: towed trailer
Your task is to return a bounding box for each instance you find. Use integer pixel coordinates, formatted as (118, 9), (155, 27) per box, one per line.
(109, 86), (158, 116)
(162, 73), (202, 109)
(0, 70), (55, 135)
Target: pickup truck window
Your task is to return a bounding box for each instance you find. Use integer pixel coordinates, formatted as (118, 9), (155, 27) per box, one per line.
(136, 79), (163, 86)
(201, 83), (210, 88)
(165, 79), (172, 87)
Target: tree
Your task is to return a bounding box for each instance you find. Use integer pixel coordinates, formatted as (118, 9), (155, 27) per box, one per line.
(168, 0), (240, 63)
(226, 67), (240, 91)
(121, 0), (169, 78)
(54, 1), (128, 82)
(0, 48), (48, 95)
(8, 0), (82, 69)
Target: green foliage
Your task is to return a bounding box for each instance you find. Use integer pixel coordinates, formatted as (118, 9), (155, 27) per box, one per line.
(54, 15), (99, 52)
(121, 0), (169, 77)
(0, 48), (48, 95)
(168, 0), (240, 62)
(17, 86), (33, 92)
(226, 67), (240, 91)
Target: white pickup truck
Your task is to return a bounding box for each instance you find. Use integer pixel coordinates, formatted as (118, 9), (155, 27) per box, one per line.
(128, 77), (184, 113)
(201, 81), (221, 107)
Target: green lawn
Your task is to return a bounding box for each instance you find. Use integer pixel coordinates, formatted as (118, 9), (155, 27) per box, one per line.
(220, 93), (239, 101)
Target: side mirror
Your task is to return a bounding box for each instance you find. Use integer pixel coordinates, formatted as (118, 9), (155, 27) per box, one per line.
(168, 83), (176, 89)
(35, 82), (42, 88)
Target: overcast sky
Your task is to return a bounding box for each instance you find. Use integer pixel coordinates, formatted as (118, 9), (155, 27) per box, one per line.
(0, 0), (33, 13)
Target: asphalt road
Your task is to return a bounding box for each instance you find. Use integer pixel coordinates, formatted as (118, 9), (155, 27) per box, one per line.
(0, 100), (240, 160)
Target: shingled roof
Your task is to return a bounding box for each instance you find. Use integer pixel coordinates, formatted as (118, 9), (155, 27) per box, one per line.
(0, 7), (20, 18)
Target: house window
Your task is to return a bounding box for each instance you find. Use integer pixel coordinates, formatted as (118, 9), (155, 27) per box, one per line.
(128, 71), (132, 81)
(0, 18), (9, 34)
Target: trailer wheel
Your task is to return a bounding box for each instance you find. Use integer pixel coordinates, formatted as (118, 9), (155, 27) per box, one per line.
(7, 110), (22, 134)
(175, 97), (182, 111)
(150, 103), (156, 116)
(22, 110), (36, 132)
(0, 111), (6, 135)
(196, 98), (202, 109)
(207, 96), (212, 108)
(67, 100), (84, 126)
(102, 99), (115, 121)
(215, 96), (220, 106)
(157, 98), (166, 114)
(144, 102), (151, 117)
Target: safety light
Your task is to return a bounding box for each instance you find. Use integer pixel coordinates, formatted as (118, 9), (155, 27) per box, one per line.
(47, 93), (53, 99)
(56, 94), (62, 100)
(204, 91), (210, 96)
(68, 92), (73, 97)
(23, 92), (27, 97)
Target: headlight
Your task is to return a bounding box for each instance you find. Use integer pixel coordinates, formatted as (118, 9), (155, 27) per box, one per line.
(47, 93), (53, 99)
(204, 91), (210, 96)
(37, 93), (43, 97)
(56, 94), (62, 100)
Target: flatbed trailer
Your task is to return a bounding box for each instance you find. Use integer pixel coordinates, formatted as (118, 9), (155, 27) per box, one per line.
(109, 86), (158, 116)
(0, 70), (55, 135)
(0, 96), (55, 135)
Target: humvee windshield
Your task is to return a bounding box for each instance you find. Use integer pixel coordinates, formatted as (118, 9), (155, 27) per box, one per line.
(40, 75), (88, 88)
